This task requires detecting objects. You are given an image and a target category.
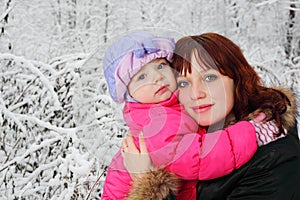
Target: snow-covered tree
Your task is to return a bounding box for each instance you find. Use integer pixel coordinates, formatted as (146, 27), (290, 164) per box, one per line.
(0, 0), (299, 199)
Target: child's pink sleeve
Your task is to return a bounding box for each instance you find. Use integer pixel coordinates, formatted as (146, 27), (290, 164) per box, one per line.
(101, 151), (132, 200)
(166, 121), (257, 180)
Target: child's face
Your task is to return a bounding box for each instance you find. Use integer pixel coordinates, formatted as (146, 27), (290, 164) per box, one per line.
(128, 58), (177, 103)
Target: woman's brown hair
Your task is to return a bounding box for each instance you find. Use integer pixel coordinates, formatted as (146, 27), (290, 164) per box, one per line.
(172, 32), (290, 136)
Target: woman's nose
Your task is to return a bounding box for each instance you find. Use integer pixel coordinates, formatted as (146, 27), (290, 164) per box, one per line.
(191, 84), (207, 100)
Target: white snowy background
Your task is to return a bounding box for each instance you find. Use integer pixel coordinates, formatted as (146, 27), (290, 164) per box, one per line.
(0, 0), (299, 199)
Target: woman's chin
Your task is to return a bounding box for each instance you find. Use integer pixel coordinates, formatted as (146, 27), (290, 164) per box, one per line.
(199, 118), (227, 130)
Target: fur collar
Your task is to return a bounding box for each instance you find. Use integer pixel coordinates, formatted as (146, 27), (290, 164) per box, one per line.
(277, 87), (298, 130)
(127, 169), (178, 200)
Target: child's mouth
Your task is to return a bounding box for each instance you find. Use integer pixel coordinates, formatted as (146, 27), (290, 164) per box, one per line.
(155, 85), (169, 95)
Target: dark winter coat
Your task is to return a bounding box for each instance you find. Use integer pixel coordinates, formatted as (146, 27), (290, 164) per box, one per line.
(196, 123), (300, 200)
(126, 88), (300, 200)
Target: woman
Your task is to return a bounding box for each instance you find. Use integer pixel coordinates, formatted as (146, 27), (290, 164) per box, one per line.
(122, 33), (300, 199)
(102, 31), (278, 199)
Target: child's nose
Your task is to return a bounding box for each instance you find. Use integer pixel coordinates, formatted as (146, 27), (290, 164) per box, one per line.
(153, 71), (164, 82)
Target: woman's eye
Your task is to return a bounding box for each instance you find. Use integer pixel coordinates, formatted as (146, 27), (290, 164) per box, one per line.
(204, 74), (218, 82)
(138, 74), (146, 80)
(177, 80), (189, 88)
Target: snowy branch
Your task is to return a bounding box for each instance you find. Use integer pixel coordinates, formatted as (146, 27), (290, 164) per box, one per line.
(0, 136), (62, 173)
(0, 1), (16, 22)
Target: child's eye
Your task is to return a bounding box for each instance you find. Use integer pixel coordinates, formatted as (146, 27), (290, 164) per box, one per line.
(204, 74), (218, 82)
(177, 80), (189, 88)
(138, 74), (146, 80)
(157, 64), (165, 70)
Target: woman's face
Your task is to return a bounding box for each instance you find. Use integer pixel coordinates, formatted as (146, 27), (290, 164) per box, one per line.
(177, 54), (235, 127)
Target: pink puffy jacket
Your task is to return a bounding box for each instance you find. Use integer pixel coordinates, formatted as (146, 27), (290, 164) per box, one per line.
(101, 92), (257, 199)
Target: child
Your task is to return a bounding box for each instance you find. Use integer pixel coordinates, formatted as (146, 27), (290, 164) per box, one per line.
(101, 31), (279, 199)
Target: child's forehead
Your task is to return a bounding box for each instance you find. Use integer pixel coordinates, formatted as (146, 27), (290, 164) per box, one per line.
(148, 58), (168, 64)
(140, 58), (168, 68)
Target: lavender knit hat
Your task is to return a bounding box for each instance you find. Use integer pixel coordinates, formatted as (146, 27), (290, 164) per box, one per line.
(103, 31), (175, 103)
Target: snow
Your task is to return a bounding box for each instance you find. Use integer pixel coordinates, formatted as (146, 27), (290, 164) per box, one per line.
(0, 0), (300, 199)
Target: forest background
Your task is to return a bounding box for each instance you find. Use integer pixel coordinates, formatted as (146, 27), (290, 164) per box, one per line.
(0, 0), (299, 199)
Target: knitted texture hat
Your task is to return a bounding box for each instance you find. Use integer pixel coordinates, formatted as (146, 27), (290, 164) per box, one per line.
(103, 31), (175, 103)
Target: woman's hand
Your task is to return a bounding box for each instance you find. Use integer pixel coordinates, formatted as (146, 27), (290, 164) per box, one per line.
(121, 132), (154, 180)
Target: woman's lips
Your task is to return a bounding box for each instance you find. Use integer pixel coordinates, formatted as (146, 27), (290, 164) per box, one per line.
(192, 104), (213, 113)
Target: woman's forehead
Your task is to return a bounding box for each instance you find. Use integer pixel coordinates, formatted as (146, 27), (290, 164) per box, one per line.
(180, 61), (216, 76)
(191, 50), (217, 69)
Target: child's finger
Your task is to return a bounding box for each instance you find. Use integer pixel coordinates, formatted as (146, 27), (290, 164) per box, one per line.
(125, 133), (139, 153)
(126, 131), (133, 137)
(139, 132), (148, 154)
(122, 136), (128, 147)
(253, 112), (266, 123)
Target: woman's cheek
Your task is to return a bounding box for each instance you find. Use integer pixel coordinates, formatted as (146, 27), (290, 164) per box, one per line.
(178, 88), (190, 106)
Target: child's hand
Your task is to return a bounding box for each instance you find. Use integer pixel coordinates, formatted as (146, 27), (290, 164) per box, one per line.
(252, 112), (267, 123)
(121, 132), (154, 180)
(247, 108), (273, 122)
(249, 113), (285, 146)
